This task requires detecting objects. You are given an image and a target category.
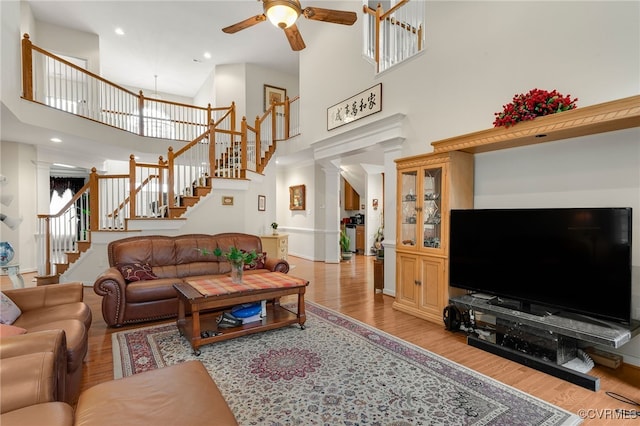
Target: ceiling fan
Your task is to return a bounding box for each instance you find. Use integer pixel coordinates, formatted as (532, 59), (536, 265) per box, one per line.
(222, 0), (358, 51)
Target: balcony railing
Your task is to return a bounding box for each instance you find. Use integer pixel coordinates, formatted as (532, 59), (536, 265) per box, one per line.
(363, 0), (425, 73)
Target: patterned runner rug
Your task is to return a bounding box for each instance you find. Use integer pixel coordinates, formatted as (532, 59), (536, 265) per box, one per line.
(112, 302), (581, 425)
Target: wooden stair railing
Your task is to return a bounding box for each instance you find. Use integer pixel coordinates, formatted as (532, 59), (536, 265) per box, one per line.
(36, 182), (91, 283)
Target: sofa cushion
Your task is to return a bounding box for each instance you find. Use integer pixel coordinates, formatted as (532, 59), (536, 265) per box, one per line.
(125, 278), (181, 303)
(74, 361), (238, 426)
(117, 263), (158, 283)
(12, 302), (92, 331)
(0, 324), (27, 337)
(0, 293), (21, 325)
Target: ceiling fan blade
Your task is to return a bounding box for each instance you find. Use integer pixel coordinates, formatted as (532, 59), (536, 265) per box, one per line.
(222, 14), (267, 34)
(284, 24), (306, 51)
(302, 7), (357, 25)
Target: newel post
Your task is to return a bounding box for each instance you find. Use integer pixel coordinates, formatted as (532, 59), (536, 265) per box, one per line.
(284, 97), (291, 140)
(21, 34), (33, 100)
(158, 155), (166, 207)
(230, 102), (236, 133)
(240, 117), (248, 173)
(89, 167), (99, 231)
(138, 90), (145, 136)
(129, 154), (137, 218)
(254, 115), (262, 173)
(167, 147), (175, 208)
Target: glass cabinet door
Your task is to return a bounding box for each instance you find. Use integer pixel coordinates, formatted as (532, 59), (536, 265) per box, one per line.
(422, 167), (442, 249)
(400, 170), (418, 247)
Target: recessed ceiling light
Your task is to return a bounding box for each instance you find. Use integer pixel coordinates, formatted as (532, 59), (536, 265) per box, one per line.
(50, 137), (62, 143)
(115, 27), (125, 36)
(52, 163), (75, 169)
(203, 52), (212, 59)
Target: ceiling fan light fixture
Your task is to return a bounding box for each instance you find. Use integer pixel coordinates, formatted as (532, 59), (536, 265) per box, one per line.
(265, 0), (300, 28)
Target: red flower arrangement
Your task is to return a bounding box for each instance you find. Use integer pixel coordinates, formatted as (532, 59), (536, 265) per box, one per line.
(493, 88), (578, 128)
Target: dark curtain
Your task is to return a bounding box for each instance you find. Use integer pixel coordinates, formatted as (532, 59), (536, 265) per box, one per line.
(50, 177), (86, 200)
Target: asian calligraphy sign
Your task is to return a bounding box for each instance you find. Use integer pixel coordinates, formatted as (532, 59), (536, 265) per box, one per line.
(327, 83), (382, 131)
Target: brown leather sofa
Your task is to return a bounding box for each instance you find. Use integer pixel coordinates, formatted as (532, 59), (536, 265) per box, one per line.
(0, 329), (238, 426)
(93, 233), (290, 327)
(1, 283), (91, 404)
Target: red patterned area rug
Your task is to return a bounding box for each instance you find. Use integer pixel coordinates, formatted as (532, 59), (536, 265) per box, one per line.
(112, 302), (581, 425)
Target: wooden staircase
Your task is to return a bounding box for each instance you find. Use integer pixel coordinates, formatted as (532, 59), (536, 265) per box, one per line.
(36, 180), (213, 285)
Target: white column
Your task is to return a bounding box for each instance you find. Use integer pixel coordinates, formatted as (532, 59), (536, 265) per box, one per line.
(34, 161), (52, 215)
(322, 164), (341, 263)
(382, 140), (403, 296)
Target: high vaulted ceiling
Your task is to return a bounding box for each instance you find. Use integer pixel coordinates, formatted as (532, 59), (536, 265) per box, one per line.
(26, 0), (310, 98)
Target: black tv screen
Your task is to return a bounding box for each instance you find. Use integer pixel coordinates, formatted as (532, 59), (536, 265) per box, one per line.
(449, 208), (632, 325)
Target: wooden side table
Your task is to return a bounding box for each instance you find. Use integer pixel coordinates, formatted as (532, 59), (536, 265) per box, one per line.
(373, 259), (384, 293)
(260, 234), (288, 261)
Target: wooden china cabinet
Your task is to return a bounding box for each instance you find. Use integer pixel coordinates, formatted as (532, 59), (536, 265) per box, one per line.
(392, 95), (640, 325)
(394, 151), (474, 324)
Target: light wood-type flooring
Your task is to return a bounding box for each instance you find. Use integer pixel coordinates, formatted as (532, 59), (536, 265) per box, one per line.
(3, 255), (639, 425)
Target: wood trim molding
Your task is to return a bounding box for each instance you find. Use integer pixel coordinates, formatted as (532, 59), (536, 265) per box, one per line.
(431, 95), (640, 154)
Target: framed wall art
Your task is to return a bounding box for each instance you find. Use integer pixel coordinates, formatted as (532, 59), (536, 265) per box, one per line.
(222, 196), (234, 206)
(289, 185), (305, 210)
(264, 84), (286, 112)
(327, 83), (382, 131)
(258, 195), (266, 211)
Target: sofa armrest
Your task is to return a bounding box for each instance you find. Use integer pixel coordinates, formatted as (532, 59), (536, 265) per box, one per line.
(93, 267), (128, 327)
(0, 330), (67, 412)
(0, 352), (60, 413)
(3, 283), (84, 312)
(264, 257), (289, 274)
(0, 329), (66, 360)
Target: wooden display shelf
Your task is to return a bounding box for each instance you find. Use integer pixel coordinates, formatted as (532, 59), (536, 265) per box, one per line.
(431, 95), (640, 154)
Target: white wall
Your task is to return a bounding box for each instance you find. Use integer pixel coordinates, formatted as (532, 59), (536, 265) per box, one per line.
(0, 141), (38, 272)
(34, 20), (100, 74)
(291, 0), (640, 363)
(277, 160), (317, 260)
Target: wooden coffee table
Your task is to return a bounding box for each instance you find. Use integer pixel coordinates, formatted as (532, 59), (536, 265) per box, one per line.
(174, 272), (309, 355)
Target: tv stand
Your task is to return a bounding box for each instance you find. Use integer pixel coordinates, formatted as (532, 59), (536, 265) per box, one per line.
(488, 298), (558, 317)
(450, 294), (638, 391)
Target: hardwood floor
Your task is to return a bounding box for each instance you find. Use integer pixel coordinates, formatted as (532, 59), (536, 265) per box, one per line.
(4, 256), (639, 424)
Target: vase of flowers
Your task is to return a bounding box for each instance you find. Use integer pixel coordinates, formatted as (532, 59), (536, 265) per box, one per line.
(197, 246), (261, 283)
(271, 222), (279, 235)
(493, 88), (578, 128)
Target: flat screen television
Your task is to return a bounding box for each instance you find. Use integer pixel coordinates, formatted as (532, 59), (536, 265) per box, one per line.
(449, 208), (632, 325)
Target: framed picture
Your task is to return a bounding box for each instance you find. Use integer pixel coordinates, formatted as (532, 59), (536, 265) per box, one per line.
(222, 196), (234, 206)
(327, 83), (382, 131)
(258, 195), (266, 211)
(289, 185), (305, 210)
(264, 84), (286, 112)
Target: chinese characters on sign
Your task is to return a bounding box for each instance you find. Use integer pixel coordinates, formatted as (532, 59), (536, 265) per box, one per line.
(327, 84), (382, 131)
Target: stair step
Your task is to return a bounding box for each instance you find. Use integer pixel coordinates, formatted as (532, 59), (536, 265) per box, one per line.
(55, 263), (68, 275)
(77, 241), (91, 253)
(180, 195), (201, 208)
(35, 275), (59, 286)
(66, 252), (81, 264)
(169, 207), (186, 218)
(194, 186), (211, 197)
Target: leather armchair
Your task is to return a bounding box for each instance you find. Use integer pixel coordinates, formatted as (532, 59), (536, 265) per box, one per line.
(2, 283), (91, 403)
(0, 330), (74, 426)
